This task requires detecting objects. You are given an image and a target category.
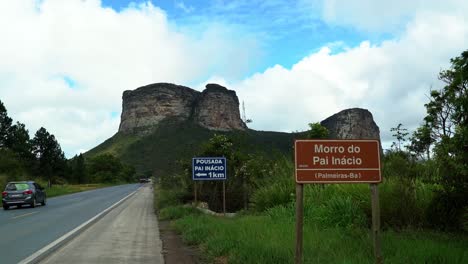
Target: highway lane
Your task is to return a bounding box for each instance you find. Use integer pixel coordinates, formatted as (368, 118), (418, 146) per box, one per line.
(41, 185), (163, 263)
(0, 184), (141, 264)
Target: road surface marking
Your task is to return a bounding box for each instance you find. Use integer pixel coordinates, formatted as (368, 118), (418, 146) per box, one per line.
(18, 187), (141, 264)
(12, 211), (38, 219)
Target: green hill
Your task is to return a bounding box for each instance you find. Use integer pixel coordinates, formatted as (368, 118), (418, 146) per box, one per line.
(86, 118), (300, 177)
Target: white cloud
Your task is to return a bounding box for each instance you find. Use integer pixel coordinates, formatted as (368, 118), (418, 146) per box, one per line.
(319, 0), (468, 32)
(0, 0), (259, 157)
(232, 8), (468, 147)
(1, 0), (467, 157)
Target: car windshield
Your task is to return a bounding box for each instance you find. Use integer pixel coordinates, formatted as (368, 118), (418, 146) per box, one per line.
(5, 183), (30, 191)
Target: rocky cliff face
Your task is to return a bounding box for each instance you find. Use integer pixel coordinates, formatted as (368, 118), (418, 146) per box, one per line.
(118, 83), (246, 134)
(194, 84), (247, 131)
(320, 108), (380, 140)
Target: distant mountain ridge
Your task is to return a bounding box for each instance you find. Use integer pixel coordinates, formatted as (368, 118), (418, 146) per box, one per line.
(88, 82), (381, 176)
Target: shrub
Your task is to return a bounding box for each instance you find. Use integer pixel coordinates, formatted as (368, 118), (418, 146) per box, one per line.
(426, 190), (466, 231)
(310, 196), (367, 229)
(159, 206), (201, 220)
(251, 177), (294, 212)
(155, 188), (186, 210)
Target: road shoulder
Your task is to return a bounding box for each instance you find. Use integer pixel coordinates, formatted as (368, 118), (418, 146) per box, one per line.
(159, 220), (203, 264)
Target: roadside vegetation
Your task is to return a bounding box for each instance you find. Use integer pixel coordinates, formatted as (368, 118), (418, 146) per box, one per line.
(0, 101), (137, 193)
(155, 50), (468, 263)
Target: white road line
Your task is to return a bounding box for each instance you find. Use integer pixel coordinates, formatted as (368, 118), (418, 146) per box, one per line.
(18, 187), (141, 264)
(12, 211), (38, 219)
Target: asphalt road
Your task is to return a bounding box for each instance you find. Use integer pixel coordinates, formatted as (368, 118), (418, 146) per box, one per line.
(0, 184), (140, 264)
(41, 184), (164, 263)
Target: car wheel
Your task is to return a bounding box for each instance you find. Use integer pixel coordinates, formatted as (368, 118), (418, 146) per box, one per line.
(30, 198), (36, 208)
(41, 197), (46, 206)
(3, 204), (8, 210)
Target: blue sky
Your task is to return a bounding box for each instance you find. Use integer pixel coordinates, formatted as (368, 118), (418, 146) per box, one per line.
(0, 0), (467, 157)
(101, 0), (388, 78)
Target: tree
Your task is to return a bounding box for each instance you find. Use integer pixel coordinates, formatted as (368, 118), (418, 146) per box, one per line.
(6, 122), (34, 168)
(407, 123), (433, 160)
(195, 134), (247, 211)
(71, 153), (87, 184)
(307, 123), (329, 139)
(390, 123), (408, 152)
(424, 50), (468, 230)
(87, 154), (134, 183)
(203, 134), (234, 157)
(31, 127), (67, 185)
(0, 100), (13, 148)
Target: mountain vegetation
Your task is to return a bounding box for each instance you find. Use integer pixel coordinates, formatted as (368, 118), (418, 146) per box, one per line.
(86, 117), (300, 178)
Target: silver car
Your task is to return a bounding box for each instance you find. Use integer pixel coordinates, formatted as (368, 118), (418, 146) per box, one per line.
(2, 181), (47, 210)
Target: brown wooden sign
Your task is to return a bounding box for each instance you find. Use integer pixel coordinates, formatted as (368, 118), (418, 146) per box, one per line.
(295, 139), (381, 183)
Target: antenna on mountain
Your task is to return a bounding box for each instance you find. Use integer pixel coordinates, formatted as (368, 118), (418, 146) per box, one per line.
(242, 101), (246, 121)
(242, 101), (252, 124)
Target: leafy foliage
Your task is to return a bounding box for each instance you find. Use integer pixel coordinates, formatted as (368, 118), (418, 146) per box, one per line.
(31, 127), (67, 184)
(422, 50), (468, 230)
(87, 154), (136, 183)
(390, 123), (409, 152)
(0, 100), (12, 148)
(308, 122), (329, 139)
(407, 124), (433, 159)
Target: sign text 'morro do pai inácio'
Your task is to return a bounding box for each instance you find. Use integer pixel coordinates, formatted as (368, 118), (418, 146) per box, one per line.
(295, 139), (381, 183)
(192, 157), (227, 180)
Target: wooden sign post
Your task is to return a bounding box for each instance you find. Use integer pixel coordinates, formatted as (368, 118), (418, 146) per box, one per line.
(294, 140), (382, 263)
(194, 182), (198, 205)
(223, 181), (226, 216)
(295, 183), (304, 264)
(370, 183), (382, 264)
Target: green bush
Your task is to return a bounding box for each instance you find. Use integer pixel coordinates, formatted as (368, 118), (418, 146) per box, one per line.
(265, 203), (295, 220)
(255, 175), (437, 229)
(155, 188), (186, 210)
(426, 190), (466, 231)
(308, 195), (367, 229)
(251, 178), (294, 212)
(379, 178), (435, 228)
(159, 205), (201, 220)
(250, 156), (295, 212)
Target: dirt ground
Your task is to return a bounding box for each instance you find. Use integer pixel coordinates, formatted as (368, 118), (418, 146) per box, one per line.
(159, 220), (203, 264)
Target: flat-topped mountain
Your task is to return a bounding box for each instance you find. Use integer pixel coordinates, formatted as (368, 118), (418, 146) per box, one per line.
(89, 82), (381, 176)
(118, 83), (246, 134)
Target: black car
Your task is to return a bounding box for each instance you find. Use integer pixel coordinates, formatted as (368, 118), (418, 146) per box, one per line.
(2, 181), (47, 210)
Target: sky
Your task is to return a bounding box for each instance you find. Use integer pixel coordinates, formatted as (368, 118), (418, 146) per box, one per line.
(0, 0), (467, 157)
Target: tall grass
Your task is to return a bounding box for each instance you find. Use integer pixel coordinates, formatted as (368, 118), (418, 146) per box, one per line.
(170, 209), (468, 264)
(250, 157), (438, 229)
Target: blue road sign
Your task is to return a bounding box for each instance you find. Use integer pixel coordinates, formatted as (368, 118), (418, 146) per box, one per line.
(192, 157), (227, 180)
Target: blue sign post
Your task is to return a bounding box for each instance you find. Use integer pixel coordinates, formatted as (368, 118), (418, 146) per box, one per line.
(192, 157), (227, 180)
(192, 157), (227, 214)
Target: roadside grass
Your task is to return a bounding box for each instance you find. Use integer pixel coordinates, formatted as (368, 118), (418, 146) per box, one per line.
(165, 209), (468, 264)
(154, 166), (467, 264)
(155, 183), (467, 264)
(44, 183), (116, 198)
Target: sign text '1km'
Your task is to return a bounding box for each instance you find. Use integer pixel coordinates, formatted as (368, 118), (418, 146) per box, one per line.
(295, 140), (381, 183)
(192, 157), (227, 180)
